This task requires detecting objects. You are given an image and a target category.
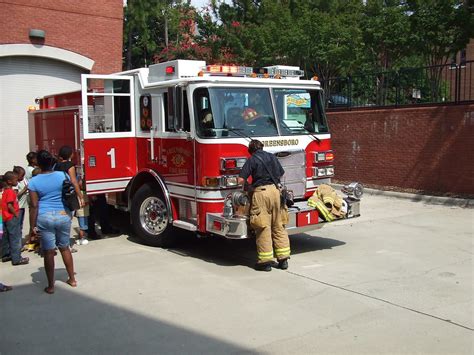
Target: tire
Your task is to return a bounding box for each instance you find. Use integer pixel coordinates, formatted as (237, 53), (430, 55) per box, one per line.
(131, 183), (176, 247)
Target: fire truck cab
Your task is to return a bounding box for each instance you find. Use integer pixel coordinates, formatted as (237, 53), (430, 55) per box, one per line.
(29, 60), (361, 247)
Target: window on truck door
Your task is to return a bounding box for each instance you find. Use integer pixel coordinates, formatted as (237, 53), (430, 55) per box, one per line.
(86, 79), (132, 133)
(163, 89), (190, 132)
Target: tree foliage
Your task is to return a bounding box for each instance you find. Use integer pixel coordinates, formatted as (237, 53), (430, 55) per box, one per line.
(123, 0), (473, 80)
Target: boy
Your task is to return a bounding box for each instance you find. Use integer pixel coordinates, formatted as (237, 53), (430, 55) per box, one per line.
(75, 176), (89, 245)
(1, 172), (29, 265)
(25, 152), (38, 180)
(0, 179), (13, 292)
(13, 166), (28, 239)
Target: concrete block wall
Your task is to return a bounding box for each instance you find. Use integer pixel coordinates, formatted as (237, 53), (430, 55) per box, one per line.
(327, 104), (474, 197)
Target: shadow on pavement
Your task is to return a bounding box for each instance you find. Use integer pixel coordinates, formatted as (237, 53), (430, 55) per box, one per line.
(126, 231), (345, 270)
(1, 278), (255, 355)
(112, 206), (345, 269)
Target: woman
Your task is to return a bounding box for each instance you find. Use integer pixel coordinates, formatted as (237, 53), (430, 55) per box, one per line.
(54, 145), (84, 208)
(29, 150), (77, 294)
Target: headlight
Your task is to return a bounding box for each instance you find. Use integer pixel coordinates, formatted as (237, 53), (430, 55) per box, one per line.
(224, 176), (239, 187)
(326, 167), (334, 176)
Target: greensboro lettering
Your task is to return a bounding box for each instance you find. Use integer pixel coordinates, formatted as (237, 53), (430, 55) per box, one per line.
(262, 139), (299, 147)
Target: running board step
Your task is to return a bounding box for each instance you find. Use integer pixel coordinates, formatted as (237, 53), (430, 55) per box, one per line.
(172, 220), (197, 231)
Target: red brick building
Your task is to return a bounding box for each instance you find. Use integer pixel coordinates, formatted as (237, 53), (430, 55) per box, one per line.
(0, 0), (123, 172)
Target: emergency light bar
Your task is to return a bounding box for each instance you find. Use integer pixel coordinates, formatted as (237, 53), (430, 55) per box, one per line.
(202, 65), (254, 76)
(261, 66), (304, 78)
(148, 60), (305, 82)
(200, 64), (304, 79)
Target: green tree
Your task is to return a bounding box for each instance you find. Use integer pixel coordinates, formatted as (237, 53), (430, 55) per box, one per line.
(294, 0), (364, 80)
(408, 0), (473, 67)
(123, 0), (184, 69)
(360, 0), (412, 71)
(407, 0), (473, 101)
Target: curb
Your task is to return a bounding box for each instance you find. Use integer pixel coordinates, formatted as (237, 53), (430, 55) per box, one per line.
(331, 184), (474, 208)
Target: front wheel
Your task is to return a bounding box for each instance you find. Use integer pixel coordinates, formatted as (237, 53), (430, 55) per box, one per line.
(131, 183), (176, 247)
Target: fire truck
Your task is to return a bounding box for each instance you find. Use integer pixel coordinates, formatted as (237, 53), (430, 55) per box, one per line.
(29, 60), (362, 247)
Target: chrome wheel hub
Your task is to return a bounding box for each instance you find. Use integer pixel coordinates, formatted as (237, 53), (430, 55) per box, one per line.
(139, 196), (168, 235)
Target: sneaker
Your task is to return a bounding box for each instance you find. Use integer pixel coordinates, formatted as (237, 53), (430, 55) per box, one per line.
(2, 256), (12, 263)
(254, 263), (272, 272)
(12, 257), (29, 266)
(278, 259), (289, 270)
(80, 238), (89, 245)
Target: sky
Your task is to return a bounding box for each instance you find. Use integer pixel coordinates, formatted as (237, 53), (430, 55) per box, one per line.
(191, 0), (210, 10)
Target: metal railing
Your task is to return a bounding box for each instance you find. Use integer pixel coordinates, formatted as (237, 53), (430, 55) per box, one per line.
(323, 60), (473, 109)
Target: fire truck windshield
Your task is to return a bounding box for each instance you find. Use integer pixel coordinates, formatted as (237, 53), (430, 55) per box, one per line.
(194, 87), (328, 138)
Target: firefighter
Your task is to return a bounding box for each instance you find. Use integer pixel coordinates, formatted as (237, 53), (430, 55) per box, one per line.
(238, 140), (291, 272)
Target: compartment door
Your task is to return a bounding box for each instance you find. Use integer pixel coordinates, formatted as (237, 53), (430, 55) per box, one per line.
(81, 74), (137, 194)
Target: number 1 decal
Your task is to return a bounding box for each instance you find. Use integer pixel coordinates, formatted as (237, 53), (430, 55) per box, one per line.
(306, 212), (311, 224)
(107, 148), (116, 168)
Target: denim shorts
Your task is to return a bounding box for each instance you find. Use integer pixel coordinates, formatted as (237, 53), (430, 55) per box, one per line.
(37, 210), (72, 251)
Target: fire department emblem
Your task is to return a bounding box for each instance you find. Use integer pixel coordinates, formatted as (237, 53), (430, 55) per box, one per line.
(171, 154), (186, 167)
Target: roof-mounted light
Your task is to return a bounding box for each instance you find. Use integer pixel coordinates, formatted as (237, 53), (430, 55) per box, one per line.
(165, 66), (175, 75)
(203, 65), (253, 76)
(200, 64), (304, 79)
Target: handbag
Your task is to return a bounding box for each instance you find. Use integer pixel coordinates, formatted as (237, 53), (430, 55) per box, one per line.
(62, 172), (80, 211)
(253, 154), (294, 208)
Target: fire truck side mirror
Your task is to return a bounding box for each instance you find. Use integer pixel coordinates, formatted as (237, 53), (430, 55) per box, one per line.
(167, 86), (183, 132)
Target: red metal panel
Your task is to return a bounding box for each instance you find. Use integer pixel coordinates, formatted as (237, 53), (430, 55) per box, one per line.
(195, 142), (249, 185)
(32, 110), (77, 158)
(83, 137), (137, 183)
(296, 210), (319, 227)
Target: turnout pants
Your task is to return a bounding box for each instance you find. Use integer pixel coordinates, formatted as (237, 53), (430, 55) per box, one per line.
(250, 184), (290, 263)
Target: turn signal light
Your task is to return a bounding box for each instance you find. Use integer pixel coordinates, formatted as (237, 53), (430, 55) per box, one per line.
(203, 177), (220, 187)
(314, 151), (334, 163)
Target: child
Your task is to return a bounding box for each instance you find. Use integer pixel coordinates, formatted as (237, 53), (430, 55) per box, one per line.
(75, 176), (89, 245)
(13, 166), (28, 240)
(0, 178), (13, 292)
(0, 176), (3, 241)
(25, 151), (38, 180)
(26, 168), (41, 252)
(1, 172), (29, 265)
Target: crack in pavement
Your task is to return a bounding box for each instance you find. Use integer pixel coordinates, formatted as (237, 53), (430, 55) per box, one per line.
(285, 269), (474, 332)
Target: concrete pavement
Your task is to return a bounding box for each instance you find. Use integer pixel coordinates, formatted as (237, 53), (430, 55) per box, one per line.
(0, 193), (472, 354)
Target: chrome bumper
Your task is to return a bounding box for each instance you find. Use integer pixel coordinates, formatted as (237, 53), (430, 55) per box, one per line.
(206, 199), (361, 239)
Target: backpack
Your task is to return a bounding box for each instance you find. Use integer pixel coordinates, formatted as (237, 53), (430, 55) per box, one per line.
(62, 172), (80, 211)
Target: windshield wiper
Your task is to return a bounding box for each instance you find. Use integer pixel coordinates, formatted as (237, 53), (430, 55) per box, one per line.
(225, 127), (252, 142)
(308, 132), (321, 143)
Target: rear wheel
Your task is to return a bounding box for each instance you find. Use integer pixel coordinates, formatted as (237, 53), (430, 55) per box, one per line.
(131, 183), (176, 247)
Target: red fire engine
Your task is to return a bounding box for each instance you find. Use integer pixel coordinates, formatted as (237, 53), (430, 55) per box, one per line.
(29, 60), (362, 246)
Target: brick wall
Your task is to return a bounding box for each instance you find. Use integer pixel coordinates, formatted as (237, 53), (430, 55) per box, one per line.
(327, 104), (474, 196)
(0, 0), (123, 73)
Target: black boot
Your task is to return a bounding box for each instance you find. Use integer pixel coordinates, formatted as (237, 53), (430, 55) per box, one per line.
(278, 259), (289, 270)
(255, 263), (272, 272)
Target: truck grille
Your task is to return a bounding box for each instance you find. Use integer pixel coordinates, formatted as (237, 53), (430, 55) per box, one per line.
(275, 150), (306, 198)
